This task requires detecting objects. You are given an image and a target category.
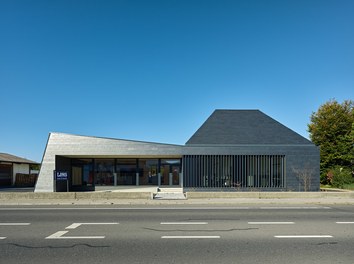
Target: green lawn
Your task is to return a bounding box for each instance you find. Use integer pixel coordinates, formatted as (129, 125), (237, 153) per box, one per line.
(321, 183), (354, 191)
(343, 183), (354, 190)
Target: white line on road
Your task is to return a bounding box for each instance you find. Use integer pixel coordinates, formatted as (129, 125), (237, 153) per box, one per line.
(274, 235), (333, 238)
(66, 222), (119, 229)
(336, 222), (354, 224)
(46, 231), (69, 239)
(248, 222), (294, 225)
(0, 223), (31, 225)
(161, 222), (208, 225)
(261, 207), (331, 210)
(0, 206), (332, 210)
(162, 236), (220, 239)
(0, 223), (30, 240)
(45, 231), (105, 239)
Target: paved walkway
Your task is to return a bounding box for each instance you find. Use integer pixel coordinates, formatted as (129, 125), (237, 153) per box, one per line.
(0, 186), (353, 206)
(0, 196), (353, 206)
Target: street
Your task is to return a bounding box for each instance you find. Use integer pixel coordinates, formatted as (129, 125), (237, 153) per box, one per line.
(0, 205), (354, 263)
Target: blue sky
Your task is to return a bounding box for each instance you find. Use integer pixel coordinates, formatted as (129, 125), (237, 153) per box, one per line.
(1, 0), (353, 162)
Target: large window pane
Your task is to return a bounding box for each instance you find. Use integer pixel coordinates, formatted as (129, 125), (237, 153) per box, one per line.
(139, 159), (158, 185)
(116, 159), (137, 185)
(95, 159), (115, 186)
(71, 159), (94, 187)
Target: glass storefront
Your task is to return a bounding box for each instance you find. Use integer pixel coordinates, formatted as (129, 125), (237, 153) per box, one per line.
(95, 159), (115, 186)
(160, 159), (180, 186)
(71, 158), (94, 188)
(116, 159), (137, 185)
(139, 159), (158, 185)
(67, 157), (181, 189)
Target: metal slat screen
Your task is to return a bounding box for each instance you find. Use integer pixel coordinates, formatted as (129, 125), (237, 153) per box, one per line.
(183, 155), (285, 189)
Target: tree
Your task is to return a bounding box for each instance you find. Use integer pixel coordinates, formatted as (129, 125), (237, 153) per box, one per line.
(308, 99), (354, 176)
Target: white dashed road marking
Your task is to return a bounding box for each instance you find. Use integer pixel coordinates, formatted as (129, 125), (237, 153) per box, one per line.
(46, 222), (119, 239)
(66, 222), (119, 229)
(46, 231), (105, 239)
(248, 222), (295, 225)
(0, 223), (30, 226)
(260, 207), (331, 210)
(162, 236), (220, 239)
(0, 223), (31, 240)
(160, 222), (208, 225)
(274, 235), (333, 238)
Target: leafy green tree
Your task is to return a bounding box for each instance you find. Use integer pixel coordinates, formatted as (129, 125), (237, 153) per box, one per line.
(308, 99), (354, 176)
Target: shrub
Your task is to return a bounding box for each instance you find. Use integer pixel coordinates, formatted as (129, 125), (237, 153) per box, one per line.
(320, 171), (330, 184)
(327, 166), (353, 188)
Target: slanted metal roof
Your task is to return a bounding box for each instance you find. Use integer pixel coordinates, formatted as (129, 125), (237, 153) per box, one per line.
(0, 153), (39, 164)
(186, 110), (313, 145)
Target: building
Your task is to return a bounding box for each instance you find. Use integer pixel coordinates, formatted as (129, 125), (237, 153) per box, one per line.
(0, 153), (40, 187)
(35, 110), (320, 192)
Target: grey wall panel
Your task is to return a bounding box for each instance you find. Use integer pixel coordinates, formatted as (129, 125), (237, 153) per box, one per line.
(35, 133), (183, 192)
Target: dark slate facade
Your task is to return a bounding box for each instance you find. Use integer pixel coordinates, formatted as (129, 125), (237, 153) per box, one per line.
(183, 110), (320, 191)
(186, 110), (312, 145)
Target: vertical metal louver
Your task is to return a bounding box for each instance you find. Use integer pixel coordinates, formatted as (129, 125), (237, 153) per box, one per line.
(183, 155), (285, 189)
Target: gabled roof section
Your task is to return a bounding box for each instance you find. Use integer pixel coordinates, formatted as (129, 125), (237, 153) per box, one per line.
(186, 110), (313, 145)
(0, 153), (39, 164)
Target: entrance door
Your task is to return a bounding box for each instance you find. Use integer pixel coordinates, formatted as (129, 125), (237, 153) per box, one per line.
(160, 159), (181, 186)
(172, 165), (180, 185)
(139, 159), (158, 185)
(160, 164), (180, 186)
(160, 164), (169, 186)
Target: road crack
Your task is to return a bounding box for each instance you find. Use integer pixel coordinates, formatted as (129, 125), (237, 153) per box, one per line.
(7, 243), (110, 249)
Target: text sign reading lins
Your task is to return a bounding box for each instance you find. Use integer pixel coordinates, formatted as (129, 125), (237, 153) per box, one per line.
(56, 171), (68, 181)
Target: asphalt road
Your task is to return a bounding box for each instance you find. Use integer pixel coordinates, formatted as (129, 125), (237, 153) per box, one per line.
(0, 205), (354, 264)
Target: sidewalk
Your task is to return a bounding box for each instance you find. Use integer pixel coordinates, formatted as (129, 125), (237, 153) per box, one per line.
(0, 191), (353, 206)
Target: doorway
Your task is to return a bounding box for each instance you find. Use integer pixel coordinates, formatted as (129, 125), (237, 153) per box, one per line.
(160, 159), (181, 186)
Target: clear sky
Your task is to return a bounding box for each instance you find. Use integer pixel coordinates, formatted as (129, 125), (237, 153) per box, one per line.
(1, 0), (353, 162)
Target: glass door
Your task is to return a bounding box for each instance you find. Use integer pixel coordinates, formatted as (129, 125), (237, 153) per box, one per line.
(160, 159), (181, 186)
(172, 165), (180, 185)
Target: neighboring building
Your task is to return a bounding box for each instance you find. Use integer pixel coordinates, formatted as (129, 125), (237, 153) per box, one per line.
(0, 153), (40, 187)
(35, 110), (320, 192)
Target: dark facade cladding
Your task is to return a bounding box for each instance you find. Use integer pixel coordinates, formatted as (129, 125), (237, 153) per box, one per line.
(183, 110), (319, 191)
(183, 155), (286, 189)
(182, 145), (319, 191)
(35, 110), (320, 192)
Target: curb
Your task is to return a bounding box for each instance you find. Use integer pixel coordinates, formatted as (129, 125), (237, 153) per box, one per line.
(0, 191), (353, 205)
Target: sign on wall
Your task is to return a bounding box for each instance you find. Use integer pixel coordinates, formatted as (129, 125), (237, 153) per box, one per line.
(55, 171), (68, 181)
(54, 171), (69, 192)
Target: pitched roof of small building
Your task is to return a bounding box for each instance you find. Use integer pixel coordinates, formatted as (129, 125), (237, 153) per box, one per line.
(0, 153), (39, 164)
(186, 110), (313, 145)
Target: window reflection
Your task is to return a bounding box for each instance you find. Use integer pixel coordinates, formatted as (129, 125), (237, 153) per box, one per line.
(95, 159), (114, 186)
(139, 159), (158, 185)
(116, 159), (137, 185)
(71, 159), (94, 187)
